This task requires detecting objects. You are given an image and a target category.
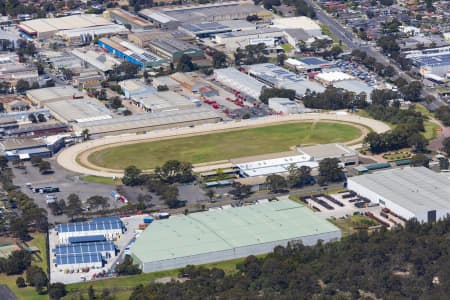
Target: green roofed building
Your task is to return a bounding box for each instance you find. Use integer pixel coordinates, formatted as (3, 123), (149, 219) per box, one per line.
(131, 199), (341, 273)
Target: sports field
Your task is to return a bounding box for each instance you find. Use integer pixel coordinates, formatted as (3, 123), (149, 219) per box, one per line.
(87, 122), (361, 170)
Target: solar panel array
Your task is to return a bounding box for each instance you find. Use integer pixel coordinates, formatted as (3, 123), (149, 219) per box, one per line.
(56, 217), (123, 233)
(54, 241), (116, 256)
(413, 54), (450, 67)
(55, 253), (103, 265)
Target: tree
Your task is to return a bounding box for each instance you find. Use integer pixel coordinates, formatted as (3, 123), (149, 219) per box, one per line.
(49, 283), (67, 300)
(66, 194), (83, 220)
(26, 266), (48, 293)
(38, 160), (51, 174)
(82, 129), (90, 141)
(157, 84), (169, 91)
(123, 165), (142, 186)
(28, 113), (37, 123)
(407, 133), (428, 153)
(206, 189), (215, 202)
(116, 255), (142, 275)
(277, 53), (287, 65)
(62, 68), (73, 80)
(88, 286), (95, 300)
(155, 160), (195, 184)
(442, 137), (450, 156)
(177, 54), (197, 72)
(287, 165), (314, 188)
(265, 174), (287, 193)
(318, 158), (345, 185)
(16, 276), (26, 288)
(260, 88), (296, 104)
(10, 218), (29, 241)
(2, 250), (32, 275)
(109, 96), (123, 109)
(86, 196), (110, 211)
(439, 158), (449, 170)
(161, 185), (180, 208)
(0, 155), (9, 170)
(37, 113), (46, 122)
(229, 182), (252, 200)
(400, 81), (422, 102)
(212, 51), (227, 68)
(15, 79), (30, 94)
(410, 154), (429, 168)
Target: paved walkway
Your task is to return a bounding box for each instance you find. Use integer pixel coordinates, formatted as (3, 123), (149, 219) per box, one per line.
(57, 112), (390, 177)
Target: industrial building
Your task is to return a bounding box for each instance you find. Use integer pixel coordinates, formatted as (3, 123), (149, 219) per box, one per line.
(45, 98), (112, 123)
(72, 107), (221, 136)
(18, 14), (113, 39)
(215, 28), (283, 50)
(98, 37), (168, 70)
(131, 91), (196, 112)
(285, 57), (334, 73)
(71, 48), (121, 74)
(26, 86), (84, 105)
(107, 8), (153, 32)
(130, 199), (341, 272)
(179, 20), (255, 38)
(55, 217), (125, 244)
(214, 68), (268, 101)
(406, 46), (450, 77)
(53, 241), (117, 269)
(127, 30), (192, 47)
(140, 2), (271, 25)
(268, 98), (306, 114)
(272, 16), (322, 37)
(246, 63), (325, 97)
(119, 79), (156, 99)
(54, 24), (128, 45)
(148, 39), (204, 62)
(236, 154), (318, 177)
(314, 71), (374, 99)
(347, 167), (450, 223)
(297, 143), (359, 165)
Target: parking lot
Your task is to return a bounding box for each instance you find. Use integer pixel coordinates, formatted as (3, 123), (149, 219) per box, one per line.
(12, 159), (125, 224)
(299, 191), (405, 228)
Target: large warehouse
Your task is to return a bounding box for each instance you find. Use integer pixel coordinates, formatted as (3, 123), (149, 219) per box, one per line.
(73, 107), (221, 136)
(214, 68), (268, 100)
(347, 167), (450, 223)
(131, 199), (341, 272)
(18, 14), (113, 39)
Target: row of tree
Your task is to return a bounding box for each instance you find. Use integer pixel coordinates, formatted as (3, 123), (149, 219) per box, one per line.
(303, 86), (368, 110)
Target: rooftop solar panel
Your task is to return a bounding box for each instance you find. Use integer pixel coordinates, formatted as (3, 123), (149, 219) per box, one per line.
(54, 241), (116, 256)
(56, 217), (123, 233)
(54, 253), (103, 265)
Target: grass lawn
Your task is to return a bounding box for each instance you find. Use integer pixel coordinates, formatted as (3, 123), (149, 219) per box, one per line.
(329, 215), (378, 236)
(415, 104), (439, 140)
(81, 175), (122, 185)
(281, 43), (293, 52)
(65, 255), (265, 300)
(423, 120), (439, 140)
(0, 233), (48, 300)
(88, 122), (361, 170)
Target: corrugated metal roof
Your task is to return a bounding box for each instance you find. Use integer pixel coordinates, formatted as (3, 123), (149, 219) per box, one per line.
(131, 200), (340, 263)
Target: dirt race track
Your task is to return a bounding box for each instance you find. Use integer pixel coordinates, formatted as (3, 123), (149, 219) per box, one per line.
(57, 112), (390, 177)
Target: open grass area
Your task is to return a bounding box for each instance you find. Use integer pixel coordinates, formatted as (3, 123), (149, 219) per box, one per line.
(0, 233), (48, 300)
(415, 104), (439, 140)
(65, 255), (265, 300)
(88, 122), (361, 170)
(281, 43), (293, 52)
(329, 215), (378, 236)
(81, 175), (122, 185)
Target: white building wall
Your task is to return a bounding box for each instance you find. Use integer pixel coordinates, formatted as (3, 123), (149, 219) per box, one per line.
(57, 229), (123, 244)
(347, 179), (417, 220)
(140, 230), (341, 273)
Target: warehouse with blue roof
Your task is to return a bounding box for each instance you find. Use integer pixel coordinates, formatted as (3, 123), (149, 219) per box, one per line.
(55, 216), (125, 244)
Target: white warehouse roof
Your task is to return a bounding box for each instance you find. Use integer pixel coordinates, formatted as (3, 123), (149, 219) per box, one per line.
(348, 167), (450, 219)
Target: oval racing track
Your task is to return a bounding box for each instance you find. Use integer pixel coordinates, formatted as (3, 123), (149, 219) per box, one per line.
(57, 112), (391, 177)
